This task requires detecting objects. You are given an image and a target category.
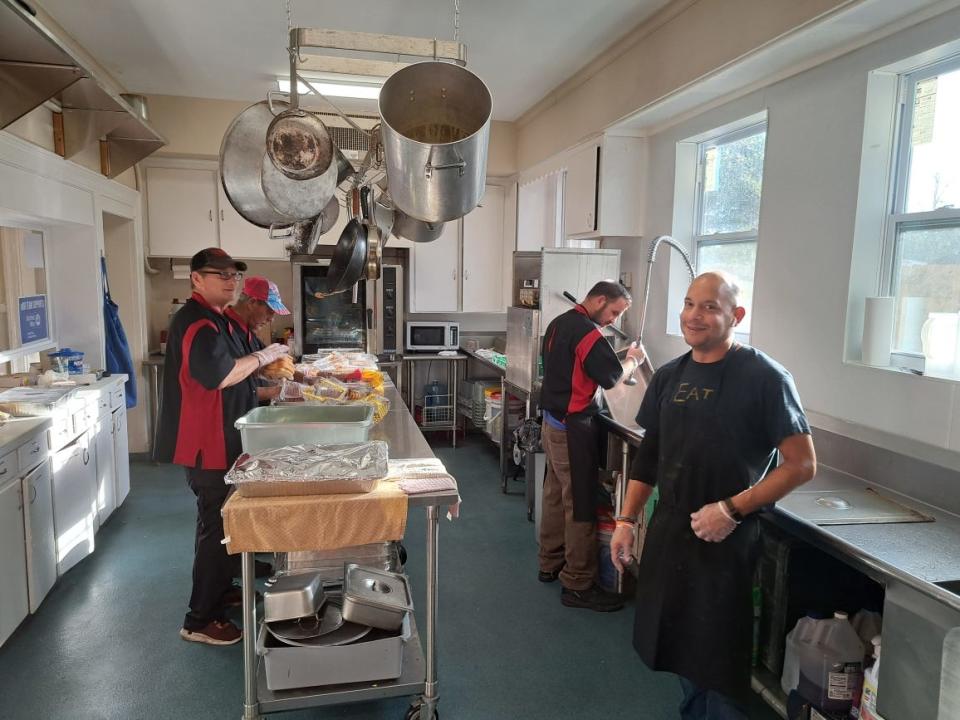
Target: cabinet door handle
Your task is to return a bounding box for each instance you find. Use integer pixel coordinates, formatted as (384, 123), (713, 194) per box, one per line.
(16, 487), (22, 511)
(464, 269), (470, 280)
(220, 209), (224, 221)
(0, 466), (7, 477)
(29, 484), (37, 505)
(451, 269), (456, 281)
(209, 210), (213, 221)
(82, 448), (90, 466)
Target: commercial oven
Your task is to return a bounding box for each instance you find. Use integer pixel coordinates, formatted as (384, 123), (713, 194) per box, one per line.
(291, 258), (404, 360)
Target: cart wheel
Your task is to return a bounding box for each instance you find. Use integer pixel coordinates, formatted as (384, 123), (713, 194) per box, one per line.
(404, 704), (438, 720)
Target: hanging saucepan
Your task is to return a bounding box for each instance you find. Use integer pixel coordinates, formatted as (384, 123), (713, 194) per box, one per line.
(333, 145), (356, 186)
(220, 101), (299, 228)
(261, 151), (337, 222)
(291, 197), (341, 255)
(323, 218), (368, 296)
(379, 61), (492, 223)
(265, 105), (334, 181)
(372, 190), (445, 244)
(358, 187), (382, 280)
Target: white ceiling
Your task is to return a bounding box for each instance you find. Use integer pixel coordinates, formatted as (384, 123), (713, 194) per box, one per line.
(36, 0), (672, 121)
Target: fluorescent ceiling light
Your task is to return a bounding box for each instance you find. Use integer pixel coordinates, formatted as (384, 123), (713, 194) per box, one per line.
(277, 77), (381, 100)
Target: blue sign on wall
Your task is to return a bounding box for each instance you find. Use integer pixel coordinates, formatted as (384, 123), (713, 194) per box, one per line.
(19, 295), (48, 344)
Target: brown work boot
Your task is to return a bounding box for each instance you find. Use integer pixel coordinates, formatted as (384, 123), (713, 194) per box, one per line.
(560, 584), (624, 612)
(179, 620), (242, 646)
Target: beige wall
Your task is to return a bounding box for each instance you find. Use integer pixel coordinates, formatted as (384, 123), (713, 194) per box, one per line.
(515, 0), (854, 170)
(145, 94), (518, 176)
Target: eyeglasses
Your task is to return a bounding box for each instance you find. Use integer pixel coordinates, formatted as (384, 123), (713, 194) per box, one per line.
(197, 270), (243, 281)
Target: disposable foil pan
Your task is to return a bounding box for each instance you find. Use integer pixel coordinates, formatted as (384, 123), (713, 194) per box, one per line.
(263, 572), (324, 623)
(341, 564), (413, 631)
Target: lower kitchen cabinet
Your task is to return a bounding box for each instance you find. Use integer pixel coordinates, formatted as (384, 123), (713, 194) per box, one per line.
(112, 404), (130, 506)
(52, 435), (97, 576)
(0, 476), (29, 647)
(93, 411), (117, 524)
(22, 461), (57, 613)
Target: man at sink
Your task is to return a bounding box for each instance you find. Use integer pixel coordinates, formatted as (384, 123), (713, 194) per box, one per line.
(611, 271), (816, 719)
(538, 280), (646, 612)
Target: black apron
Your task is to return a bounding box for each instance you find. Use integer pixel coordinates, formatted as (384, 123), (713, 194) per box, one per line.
(632, 350), (760, 701)
(564, 411), (606, 522)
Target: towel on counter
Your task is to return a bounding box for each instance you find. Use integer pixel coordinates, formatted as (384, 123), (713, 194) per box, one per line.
(221, 481), (408, 554)
(384, 458), (461, 519)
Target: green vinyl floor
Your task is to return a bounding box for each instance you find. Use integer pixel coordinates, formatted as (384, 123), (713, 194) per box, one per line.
(0, 433), (780, 720)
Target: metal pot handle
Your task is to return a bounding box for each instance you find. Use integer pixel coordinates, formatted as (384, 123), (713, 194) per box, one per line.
(269, 223), (294, 240)
(425, 146), (466, 178)
(267, 90), (290, 116)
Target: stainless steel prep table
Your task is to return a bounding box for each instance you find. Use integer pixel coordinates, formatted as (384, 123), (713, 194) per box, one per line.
(235, 381), (459, 720)
(401, 353), (467, 448)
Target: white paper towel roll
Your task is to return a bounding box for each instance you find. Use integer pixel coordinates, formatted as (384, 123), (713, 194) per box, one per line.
(862, 296), (895, 367)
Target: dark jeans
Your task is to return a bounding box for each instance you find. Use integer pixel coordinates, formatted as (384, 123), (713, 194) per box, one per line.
(679, 676), (748, 720)
(183, 467), (234, 631)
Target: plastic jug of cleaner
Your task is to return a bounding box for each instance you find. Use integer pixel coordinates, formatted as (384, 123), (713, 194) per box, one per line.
(797, 611), (865, 714)
(858, 635), (884, 720)
(851, 609), (882, 655)
(782, 613), (824, 695)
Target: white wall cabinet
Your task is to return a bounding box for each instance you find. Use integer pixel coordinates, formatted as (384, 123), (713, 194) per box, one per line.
(462, 185), (505, 313)
(145, 166), (219, 257)
(563, 135), (647, 239)
(409, 220), (461, 313)
(0, 476), (29, 647)
(408, 184), (514, 315)
(145, 159), (288, 260)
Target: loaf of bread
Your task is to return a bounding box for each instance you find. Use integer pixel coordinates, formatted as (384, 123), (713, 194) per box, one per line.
(262, 355), (295, 381)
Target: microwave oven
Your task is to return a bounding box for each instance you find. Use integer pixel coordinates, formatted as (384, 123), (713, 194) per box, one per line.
(406, 322), (459, 352)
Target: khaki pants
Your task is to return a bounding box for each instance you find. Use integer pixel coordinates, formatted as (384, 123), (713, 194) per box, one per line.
(537, 422), (597, 591)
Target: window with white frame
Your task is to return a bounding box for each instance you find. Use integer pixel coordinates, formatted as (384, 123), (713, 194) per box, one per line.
(885, 57), (960, 371)
(693, 123), (767, 334)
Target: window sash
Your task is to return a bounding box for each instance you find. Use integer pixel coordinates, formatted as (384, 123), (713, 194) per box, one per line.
(694, 122), (767, 237)
(891, 54), (960, 216)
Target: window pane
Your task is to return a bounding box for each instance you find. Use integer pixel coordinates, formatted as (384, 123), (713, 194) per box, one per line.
(696, 240), (757, 332)
(905, 67), (960, 213)
(699, 131), (766, 235)
(892, 224), (960, 367)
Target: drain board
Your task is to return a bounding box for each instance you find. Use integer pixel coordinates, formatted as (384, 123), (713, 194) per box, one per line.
(776, 487), (934, 525)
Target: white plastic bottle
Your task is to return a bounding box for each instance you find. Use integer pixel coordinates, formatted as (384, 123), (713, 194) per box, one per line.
(859, 635), (885, 720)
(851, 610), (883, 653)
(782, 614), (819, 695)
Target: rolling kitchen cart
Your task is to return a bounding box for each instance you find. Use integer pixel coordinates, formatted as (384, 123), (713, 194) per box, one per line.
(226, 382), (459, 720)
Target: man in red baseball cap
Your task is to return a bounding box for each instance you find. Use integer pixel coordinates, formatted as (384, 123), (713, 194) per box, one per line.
(226, 276), (291, 403)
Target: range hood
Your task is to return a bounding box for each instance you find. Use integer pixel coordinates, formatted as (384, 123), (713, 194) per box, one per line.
(0, 0), (166, 177)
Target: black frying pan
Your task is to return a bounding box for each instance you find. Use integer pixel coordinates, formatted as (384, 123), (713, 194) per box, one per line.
(323, 218), (368, 296)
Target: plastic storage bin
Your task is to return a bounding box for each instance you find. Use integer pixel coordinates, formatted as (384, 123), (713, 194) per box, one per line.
(235, 404), (374, 452)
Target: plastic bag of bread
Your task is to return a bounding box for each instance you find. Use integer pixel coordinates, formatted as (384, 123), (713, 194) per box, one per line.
(262, 354), (295, 381)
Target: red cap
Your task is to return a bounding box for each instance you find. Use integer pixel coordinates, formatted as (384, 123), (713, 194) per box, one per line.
(242, 276), (290, 315)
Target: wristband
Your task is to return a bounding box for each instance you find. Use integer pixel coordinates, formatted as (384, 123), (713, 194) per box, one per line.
(614, 515), (637, 524)
(615, 520), (636, 530)
(719, 498), (743, 524)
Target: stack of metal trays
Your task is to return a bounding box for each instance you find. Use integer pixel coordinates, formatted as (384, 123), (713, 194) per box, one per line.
(275, 541), (402, 583)
(258, 565), (414, 691)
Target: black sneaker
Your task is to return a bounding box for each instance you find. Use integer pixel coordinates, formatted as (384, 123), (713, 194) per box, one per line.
(538, 568), (561, 583)
(560, 584), (624, 612)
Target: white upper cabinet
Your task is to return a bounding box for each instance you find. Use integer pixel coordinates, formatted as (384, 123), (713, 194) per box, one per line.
(564, 135), (647, 238)
(217, 183), (287, 260)
(462, 185), (505, 313)
(409, 220), (461, 313)
(563, 144), (599, 236)
(145, 166), (218, 256)
(145, 158), (296, 260)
